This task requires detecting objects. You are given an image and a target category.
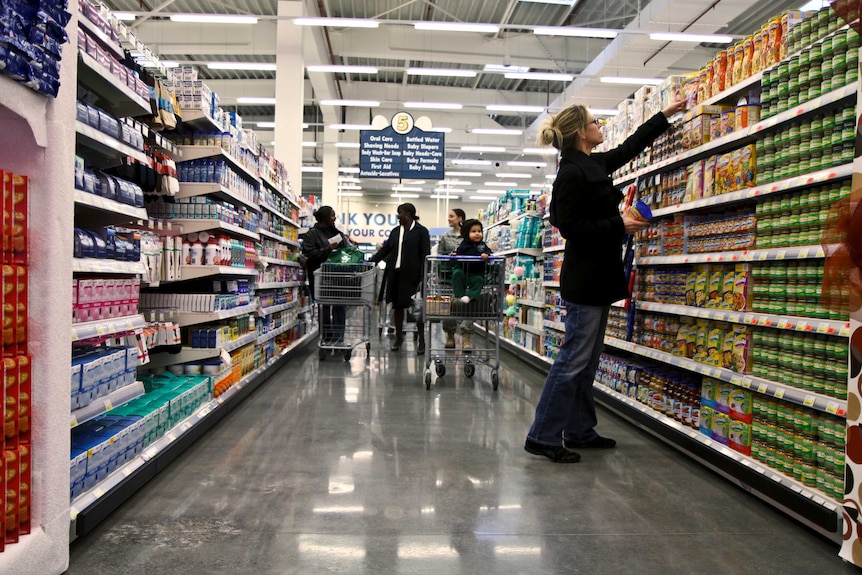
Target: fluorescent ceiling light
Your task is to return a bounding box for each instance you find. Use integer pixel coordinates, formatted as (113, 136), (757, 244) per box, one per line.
(522, 148), (558, 155)
(461, 146), (506, 153)
(440, 180), (471, 185)
(497, 173), (531, 178)
(429, 127), (453, 133)
(487, 104), (545, 113)
(408, 181), (426, 185)
(471, 128), (523, 136)
(329, 124), (375, 130)
(476, 189), (506, 194)
(307, 65), (378, 74)
(236, 97), (276, 105)
(207, 62), (276, 71)
(415, 22), (499, 34)
(303, 123), (309, 128)
(170, 14), (257, 24)
(301, 166), (324, 173)
(545, 174), (556, 179)
(294, 17), (378, 28)
(338, 177), (360, 183)
(484, 64), (530, 74)
(433, 188), (465, 193)
(430, 194), (458, 199)
(589, 108), (621, 116)
(113, 12), (136, 21)
(451, 159), (492, 166)
(507, 161), (548, 167)
(302, 142), (316, 147)
(320, 99), (380, 107)
(468, 196), (496, 201)
(407, 68), (477, 78)
(485, 181), (517, 187)
(404, 102), (463, 110)
(338, 192), (364, 197)
(532, 26), (616, 39)
(391, 193), (420, 198)
(340, 167), (360, 173)
(339, 184), (361, 190)
(255, 121), (276, 128)
(505, 72), (574, 81)
(519, 0), (578, 4)
(649, 32), (733, 44)
(392, 186), (423, 192)
(530, 183), (552, 187)
(335, 142), (360, 148)
(600, 76), (663, 86)
(447, 171), (482, 177)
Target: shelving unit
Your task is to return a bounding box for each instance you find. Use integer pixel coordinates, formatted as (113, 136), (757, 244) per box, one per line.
(258, 227), (299, 246)
(71, 315), (148, 342)
(174, 183), (260, 212)
(73, 190), (149, 223)
(144, 332), (258, 369)
(177, 145), (261, 184)
(76, 52), (150, 118)
(173, 303), (259, 328)
(178, 265), (258, 282)
(70, 382), (146, 428)
(72, 258), (146, 275)
(168, 219), (260, 242)
(75, 121), (148, 165)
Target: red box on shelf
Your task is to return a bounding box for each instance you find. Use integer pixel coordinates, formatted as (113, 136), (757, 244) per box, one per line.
(17, 444), (29, 535)
(4, 448), (18, 545)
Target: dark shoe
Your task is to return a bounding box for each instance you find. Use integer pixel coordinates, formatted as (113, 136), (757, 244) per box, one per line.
(524, 440), (581, 463)
(416, 341), (426, 355)
(390, 336), (404, 351)
(566, 436), (617, 449)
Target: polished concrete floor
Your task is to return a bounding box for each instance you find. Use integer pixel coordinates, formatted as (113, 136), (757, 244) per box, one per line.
(67, 329), (859, 575)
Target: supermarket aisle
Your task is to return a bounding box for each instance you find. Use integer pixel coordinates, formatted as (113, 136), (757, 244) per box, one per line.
(67, 331), (856, 575)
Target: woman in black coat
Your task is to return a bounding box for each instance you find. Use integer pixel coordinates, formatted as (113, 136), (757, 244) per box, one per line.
(525, 98), (686, 463)
(302, 206), (350, 344)
(371, 203), (431, 353)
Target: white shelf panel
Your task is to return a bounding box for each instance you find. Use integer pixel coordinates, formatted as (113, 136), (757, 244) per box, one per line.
(259, 301), (299, 316)
(70, 328), (318, 524)
(260, 256), (300, 268)
(256, 281), (302, 290)
(496, 248), (544, 257)
(146, 332), (258, 368)
(259, 201), (297, 225)
(179, 109), (221, 132)
(76, 121), (149, 164)
(261, 177), (299, 208)
(0, 74), (50, 147)
(517, 299), (546, 308)
(515, 322), (544, 336)
(179, 265), (258, 281)
(257, 227), (299, 246)
(71, 381), (146, 428)
(77, 52), (150, 118)
(175, 183), (260, 212)
(652, 164), (853, 218)
(543, 320), (565, 332)
(700, 71), (764, 107)
(593, 384), (840, 513)
(543, 280), (560, 288)
(177, 145), (260, 184)
(602, 336), (846, 417)
(174, 303), (259, 328)
(74, 190), (149, 221)
(72, 314), (147, 342)
(169, 219), (260, 241)
(78, 17), (124, 59)
(73, 258), (145, 275)
(542, 244), (565, 253)
(257, 320), (299, 345)
(635, 302), (850, 337)
(638, 244), (834, 266)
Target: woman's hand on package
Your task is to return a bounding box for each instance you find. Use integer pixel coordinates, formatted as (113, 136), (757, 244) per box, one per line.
(622, 212), (649, 234)
(661, 97), (686, 118)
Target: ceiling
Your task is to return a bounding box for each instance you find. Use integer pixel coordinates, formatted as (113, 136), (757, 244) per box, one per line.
(106, 0), (804, 200)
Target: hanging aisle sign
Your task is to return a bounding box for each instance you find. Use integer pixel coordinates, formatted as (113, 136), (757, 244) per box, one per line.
(359, 112), (445, 179)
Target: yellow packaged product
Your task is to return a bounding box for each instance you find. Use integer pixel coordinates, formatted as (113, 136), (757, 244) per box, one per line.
(721, 270), (737, 310)
(732, 264), (751, 311)
(732, 42), (745, 85)
(694, 269), (709, 307)
(693, 321), (710, 363)
(721, 324), (736, 369)
(730, 148), (744, 192)
(716, 382), (735, 412)
(741, 37), (753, 79)
(685, 322), (698, 358)
(706, 270), (724, 308)
(780, 10), (803, 61)
(720, 110), (735, 137)
(685, 271), (697, 306)
(731, 324), (751, 373)
(710, 115), (722, 141)
(674, 324), (690, 357)
(768, 16), (782, 66)
(714, 153), (733, 195)
(681, 119), (693, 151)
(712, 411), (732, 444)
(724, 48), (735, 90)
(714, 50), (727, 94)
(740, 144), (756, 188)
(702, 155), (717, 198)
(752, 31), (764, 74)
(760, 25), (771, 70)
(706, 326), (725, 366)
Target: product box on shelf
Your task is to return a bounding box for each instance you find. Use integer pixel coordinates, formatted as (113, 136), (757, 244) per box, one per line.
(4, 447), (18, 544)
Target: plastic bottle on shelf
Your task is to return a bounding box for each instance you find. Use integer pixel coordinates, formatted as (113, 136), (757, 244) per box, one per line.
(189, 241), (203, 265)
(205, 241), (219, 266)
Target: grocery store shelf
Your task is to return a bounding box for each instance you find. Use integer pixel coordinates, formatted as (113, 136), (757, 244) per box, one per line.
(259, 201), (295, 224)
(145, 332), (258, 369)
(174, 303), (258, 328)
(515, 322), (544, 336)
(72, 314), (148, 342)
(613, 83), (857, 187)
(258, 227), (299, 246)
(76, 121), (149, 165)
(177, 145), (260, 184)
(261, 177), (298, 208)
(169, 219), (260, 241)
(257, 320), (299, 345)
(71, 381), (146, 428)
(635, 301), (850, 337)
(256, 281), (302, 290)
(78, 17), (124, 60)
(259, 301), (299, 316)
(178, 265), (257, 282)
(593, 384), (841, 537)
(602, 336), (846, 417)
(297, 305), (313, 314)
(518, 299), (545, 308)
(260, 256), (300, 268)
(700, 71), (763, 107)
(496, 247), (544, 257)
(72, 257), (145, 275)
(175, 183), (260, 212)
(74, 190), (149, 222)
(70, 327), (317, 537)
(542, 244), (565, 253)
(652, 164), (853, 218)
(637, 244), (834, 266)
(543, 280), (560, 288)
(77, 52), (151, 118)
(543, 319), (565, 332)
(179, 109), (221, 132)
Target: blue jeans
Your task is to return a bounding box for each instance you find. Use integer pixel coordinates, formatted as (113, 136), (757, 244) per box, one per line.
(527, 301), (610, 446)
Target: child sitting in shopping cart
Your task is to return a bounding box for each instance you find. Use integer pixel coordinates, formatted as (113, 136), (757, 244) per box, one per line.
(453, 219), (493, 304)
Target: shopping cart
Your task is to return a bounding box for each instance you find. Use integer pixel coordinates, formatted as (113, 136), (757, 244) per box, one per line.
(314, 261), (377, 361)
(421, 255), (504, 390)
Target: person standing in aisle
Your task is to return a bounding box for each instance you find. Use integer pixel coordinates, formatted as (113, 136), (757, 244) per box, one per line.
(302, 206), (350, 345)
(371, 203), (431, 354)
(525, 98), (686, 463)
(436, 208), (473, 350)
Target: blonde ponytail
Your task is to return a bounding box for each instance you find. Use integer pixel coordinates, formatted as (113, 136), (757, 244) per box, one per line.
(536, 104), (590, 151)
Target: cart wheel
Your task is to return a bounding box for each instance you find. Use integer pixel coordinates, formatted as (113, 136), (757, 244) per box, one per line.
(424, 371), (432, 390)
(435, 363), (446, 377)
(343, 350), (352, 361)
(319, 348), (326, 361)
(492, 371), (499, 390)
(464, 363), (475, 378)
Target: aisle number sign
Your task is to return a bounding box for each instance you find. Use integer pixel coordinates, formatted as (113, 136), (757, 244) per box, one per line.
(359, 112), (444, 179)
